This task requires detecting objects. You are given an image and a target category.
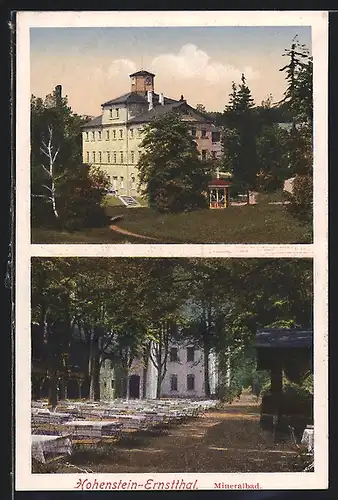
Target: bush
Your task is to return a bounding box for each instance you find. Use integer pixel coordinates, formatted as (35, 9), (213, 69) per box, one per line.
(216, 383), (242, 403)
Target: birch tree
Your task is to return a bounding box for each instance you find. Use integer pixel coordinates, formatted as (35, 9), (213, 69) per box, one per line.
(38, 126), (61, 220)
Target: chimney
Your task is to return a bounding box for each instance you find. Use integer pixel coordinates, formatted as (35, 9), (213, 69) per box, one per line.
(180, 94), (184, 101)
(55, 85), (62, 99)
(147, 90), (153, 111)
(159, 93), (164, 106)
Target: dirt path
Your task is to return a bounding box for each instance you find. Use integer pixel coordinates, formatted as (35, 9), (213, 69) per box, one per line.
(50, 395), (299, 474)
(109, 224), (159, 241)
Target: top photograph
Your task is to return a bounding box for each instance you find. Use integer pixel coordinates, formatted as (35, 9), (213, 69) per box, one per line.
(30, 25), (314, 244)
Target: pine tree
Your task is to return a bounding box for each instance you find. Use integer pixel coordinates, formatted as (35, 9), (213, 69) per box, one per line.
(279, 36), (313, 224)
(222, 74), (258, 202)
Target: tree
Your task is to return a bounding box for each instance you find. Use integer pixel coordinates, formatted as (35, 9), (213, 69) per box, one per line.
(137, 112), (212, 212)
(221, 74), (258, 202)
(256, 124), (290, 192)
(31, 90), (109, 230)
(279, 36), (313, 223)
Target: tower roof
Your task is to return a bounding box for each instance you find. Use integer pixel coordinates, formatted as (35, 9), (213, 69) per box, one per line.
(129, 70), (155, 78)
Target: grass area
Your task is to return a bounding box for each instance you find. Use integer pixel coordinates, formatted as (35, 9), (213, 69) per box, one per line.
(32, 203), (312, 244)
(32, 227), (142, 244)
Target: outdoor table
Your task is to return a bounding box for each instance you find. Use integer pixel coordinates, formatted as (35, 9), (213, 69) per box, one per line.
(32, 411), (74, 425)
(31, 434), (72, 463)
(62, 420), (123, 438)
(103, 414), (149, 429)
(301, 425), (314, 453)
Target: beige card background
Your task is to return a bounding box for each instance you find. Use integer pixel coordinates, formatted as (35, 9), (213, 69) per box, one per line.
(15, 10), (328, 490)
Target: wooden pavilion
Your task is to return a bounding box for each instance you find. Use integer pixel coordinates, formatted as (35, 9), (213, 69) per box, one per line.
(208, 178), (232, 209)
(256, 328), (313, 436)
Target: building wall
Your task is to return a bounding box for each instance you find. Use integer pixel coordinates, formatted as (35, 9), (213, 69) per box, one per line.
(82, 102), (222, 196)
(99, 342), (218, 401)
(82, 119), (145, 196)
(161, 344), (205, 398)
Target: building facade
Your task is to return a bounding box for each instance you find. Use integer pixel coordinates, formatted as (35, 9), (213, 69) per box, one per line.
(99, 340), (219, 401)
(82, 70), (222, 197)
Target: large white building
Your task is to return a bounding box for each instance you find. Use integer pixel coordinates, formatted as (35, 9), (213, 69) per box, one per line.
(100, 341), (219, 401)
(82, 70), (222, 197)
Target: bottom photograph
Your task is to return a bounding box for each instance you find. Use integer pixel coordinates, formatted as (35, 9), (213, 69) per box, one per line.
(30, 257), (314, 474)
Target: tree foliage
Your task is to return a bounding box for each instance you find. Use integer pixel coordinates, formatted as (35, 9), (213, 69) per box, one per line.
(221, 75), (259, 198)
(137, 112), (212, 212)
(279, 36), (313, 223)
(31, 90), (110, 230)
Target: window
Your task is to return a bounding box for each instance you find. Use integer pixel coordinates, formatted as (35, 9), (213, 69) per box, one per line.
(120, 151), (124, 163)
(211, 151), (217, 160)
(170, 347), (178, 362)
(92, 151), (96, 163)
(106, 130), (110, 140)
(191, 127), (196, 137)
(98, 131), (102, 141)
(107, 151), (110, 163)
(116, 108), (120, 119)
(91, 131), (95, 141)
(212, 131), (220, 143)
(187, 347), (195, 362)
(138, 128), (142, 138)
(187, 374), (195, 391)
(85, 131), (89, 141)
(131, 176), (136, 190)
(111, 380), (115, 389)
(112, 130), (116, 140)
(98, 151), (102, 163)
(130, 128), (134, 138)
(170, 374), (178, 391)
(109, 109), (113, 119)
(120, 176), (124, 189)
(131, 151), (135, 163)
(113, 151), (117, 163)
(119, 129), (123, 139)
(201, 150), (207, 161)
(86, 151), (89, 163)
(201, 129), (207, 138)
(112, 176), (118, 189)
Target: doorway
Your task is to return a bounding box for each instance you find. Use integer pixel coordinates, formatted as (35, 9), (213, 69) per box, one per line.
(129, 375), (140, 399)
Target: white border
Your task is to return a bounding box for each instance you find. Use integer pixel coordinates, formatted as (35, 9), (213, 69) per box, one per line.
(15, 10), (328, 491)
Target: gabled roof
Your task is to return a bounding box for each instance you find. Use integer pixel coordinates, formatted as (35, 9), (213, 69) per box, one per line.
(81, 115), (102, 128)
(128, 101), (184, 124)
(208, 178), (232, 187)
(129, 70), (155, 77)
(256, 328), (313, 349)
(101, 92), (148, 107)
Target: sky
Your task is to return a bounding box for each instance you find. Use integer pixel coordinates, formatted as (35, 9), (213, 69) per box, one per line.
(30, 26), (312, 116)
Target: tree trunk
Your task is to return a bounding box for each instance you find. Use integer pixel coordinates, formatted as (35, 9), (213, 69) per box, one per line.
(156, 370), (162, 399)
(203, 342), (211, 398)
(48, 372), (58, 408)
(89, 330), (101, 401)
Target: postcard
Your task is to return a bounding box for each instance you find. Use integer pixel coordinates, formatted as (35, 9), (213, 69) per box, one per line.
(14, 10), (328, 491)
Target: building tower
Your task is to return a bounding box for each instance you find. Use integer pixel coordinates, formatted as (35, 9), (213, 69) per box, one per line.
(130, 70), (155, 95)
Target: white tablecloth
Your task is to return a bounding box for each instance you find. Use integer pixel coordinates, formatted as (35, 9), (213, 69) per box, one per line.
(32, 434), (72, 463)
(62, 420), (122, 438)
(301, 426), (314, 453)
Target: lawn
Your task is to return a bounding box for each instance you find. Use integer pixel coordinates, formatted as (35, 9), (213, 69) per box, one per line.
(32, 203), (312, 244)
